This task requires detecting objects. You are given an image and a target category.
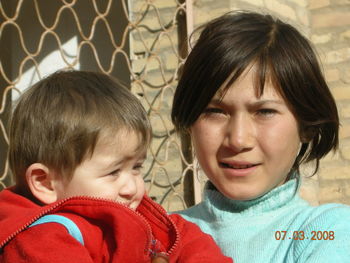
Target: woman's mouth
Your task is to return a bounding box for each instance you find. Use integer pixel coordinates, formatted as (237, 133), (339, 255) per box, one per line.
(220, 162), (257, 169)
(219, 161), (260, 177)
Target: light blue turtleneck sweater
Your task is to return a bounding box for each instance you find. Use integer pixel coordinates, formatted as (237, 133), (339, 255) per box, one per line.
(177, 179), (350, 262)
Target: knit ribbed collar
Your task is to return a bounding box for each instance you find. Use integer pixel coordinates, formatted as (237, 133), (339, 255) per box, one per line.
(204, 177), (301, 215)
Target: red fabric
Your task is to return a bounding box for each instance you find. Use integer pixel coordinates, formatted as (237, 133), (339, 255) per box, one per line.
(0, 188), (233, 262)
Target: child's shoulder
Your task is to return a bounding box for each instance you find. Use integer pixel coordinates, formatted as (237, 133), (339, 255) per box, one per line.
(170, 203), (208, 225)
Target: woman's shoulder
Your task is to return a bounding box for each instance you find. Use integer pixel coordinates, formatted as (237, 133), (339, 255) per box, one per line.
(307, 202), (350, 217)
(300, 202), (350, 229)
(291, 203), (350, 262)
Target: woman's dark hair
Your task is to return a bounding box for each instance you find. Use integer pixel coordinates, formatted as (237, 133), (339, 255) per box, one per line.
(171, 11), (339, 174)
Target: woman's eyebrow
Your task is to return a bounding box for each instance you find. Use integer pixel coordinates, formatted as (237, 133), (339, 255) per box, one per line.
(208, 98), (222, 105)
(209, 98), (285, 106)
(252, 99), (285, 107)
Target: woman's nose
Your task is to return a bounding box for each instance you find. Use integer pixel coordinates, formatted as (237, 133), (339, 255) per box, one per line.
(224, 114), (255, 152)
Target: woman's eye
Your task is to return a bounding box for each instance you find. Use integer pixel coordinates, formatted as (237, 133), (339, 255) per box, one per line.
(257, 108), (277, 117)
(202, 107), (224, 115)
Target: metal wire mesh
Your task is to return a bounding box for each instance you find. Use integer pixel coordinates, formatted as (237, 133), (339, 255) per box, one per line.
(0, 0), (194, 211)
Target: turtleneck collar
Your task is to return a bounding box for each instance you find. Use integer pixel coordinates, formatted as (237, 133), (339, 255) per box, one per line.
(204, 177), (301, 216)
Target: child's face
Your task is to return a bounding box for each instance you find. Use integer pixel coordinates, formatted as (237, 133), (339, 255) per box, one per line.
(190, 64), (302, 201)
(53, 130), (146, 210)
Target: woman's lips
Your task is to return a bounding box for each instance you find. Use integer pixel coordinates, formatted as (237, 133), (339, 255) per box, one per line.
(219, 161), (260, 177)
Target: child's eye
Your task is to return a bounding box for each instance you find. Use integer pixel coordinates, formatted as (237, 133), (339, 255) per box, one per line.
(108, 169), (120, 176)
(133, 164), (144, 172)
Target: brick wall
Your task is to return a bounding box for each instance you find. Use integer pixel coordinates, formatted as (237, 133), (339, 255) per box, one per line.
(309, 0), (350, 205)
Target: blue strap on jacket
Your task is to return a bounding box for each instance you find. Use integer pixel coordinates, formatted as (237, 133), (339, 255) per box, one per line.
(29, 214), (84, 245)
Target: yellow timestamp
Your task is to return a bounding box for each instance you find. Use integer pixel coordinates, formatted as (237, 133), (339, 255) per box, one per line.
(275, 230), (335, 240)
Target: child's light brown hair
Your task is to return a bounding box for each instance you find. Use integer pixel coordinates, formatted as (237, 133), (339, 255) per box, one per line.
(9, 70), (151, 194)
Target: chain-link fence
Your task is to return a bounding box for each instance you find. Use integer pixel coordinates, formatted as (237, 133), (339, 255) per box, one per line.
(0, 0), (199, 211)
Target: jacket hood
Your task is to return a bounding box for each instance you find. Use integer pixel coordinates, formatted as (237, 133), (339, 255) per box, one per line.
(0, 188), (58, 248)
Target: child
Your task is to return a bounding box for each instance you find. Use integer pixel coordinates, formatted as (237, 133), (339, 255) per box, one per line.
(0, 70), (232, 263)
(171, 11), (350, 262)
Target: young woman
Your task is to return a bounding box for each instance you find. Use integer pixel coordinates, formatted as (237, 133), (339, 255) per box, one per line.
(171, 11), (350, 262)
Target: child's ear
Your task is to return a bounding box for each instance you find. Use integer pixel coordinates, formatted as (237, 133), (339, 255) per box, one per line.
(26, 163), (58, 204)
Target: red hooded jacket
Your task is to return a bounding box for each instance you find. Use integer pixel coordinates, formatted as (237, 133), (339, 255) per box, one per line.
(0, 188), (233, 262)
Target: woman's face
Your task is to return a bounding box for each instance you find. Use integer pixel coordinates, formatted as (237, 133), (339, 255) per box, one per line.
(190, 65), (302, 200)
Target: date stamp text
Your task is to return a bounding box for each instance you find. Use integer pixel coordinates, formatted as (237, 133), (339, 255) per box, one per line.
(274, 231), (334, 240)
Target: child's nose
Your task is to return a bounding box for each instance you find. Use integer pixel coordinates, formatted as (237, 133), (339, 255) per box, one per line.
(119, 175), (137, 199)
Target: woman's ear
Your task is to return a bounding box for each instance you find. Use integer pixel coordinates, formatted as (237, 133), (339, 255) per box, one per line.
(300, 126), (316, 143)
(186, 127), (193, 136)
(25, 163), (58, 204)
